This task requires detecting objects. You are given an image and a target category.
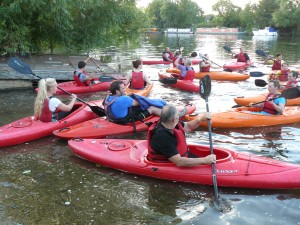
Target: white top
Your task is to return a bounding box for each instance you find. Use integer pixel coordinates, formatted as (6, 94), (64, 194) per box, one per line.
(49, 97), (61, 112)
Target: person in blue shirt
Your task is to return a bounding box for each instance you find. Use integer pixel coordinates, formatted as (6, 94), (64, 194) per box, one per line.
(250, 80), (286, 115)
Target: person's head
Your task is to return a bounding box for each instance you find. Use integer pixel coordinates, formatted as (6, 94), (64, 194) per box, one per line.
(203, 54), (209, 60)
(191, 52), (197, 57)
(160, 104), (179, 126)
(165, 47), (170, 52)
(174, 50), (181, 57)
(268, 80), (280, 93)
(78, 61), (87, 69)
(110, 80), (125, 95)
(282, 63), (288, 70)
(275, 53), (282, 60)
(240, 48), (244, 53)
(34, 78), (57, 117)
(132, 59), (142, 69)
(288, 71), (299, 81)
(184, 58), (192, 67)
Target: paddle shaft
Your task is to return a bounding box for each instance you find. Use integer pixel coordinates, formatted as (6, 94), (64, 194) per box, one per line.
(200, 54), (222, 67)
(204, 97), (219, 199)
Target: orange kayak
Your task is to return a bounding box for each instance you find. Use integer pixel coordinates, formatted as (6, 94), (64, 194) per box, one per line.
(234, 93), (300, 106)
(184, 106), (300, 128)
(53, 104), (195, 139)
(166, 67), (250, 81)
(125, 83), (153, 96)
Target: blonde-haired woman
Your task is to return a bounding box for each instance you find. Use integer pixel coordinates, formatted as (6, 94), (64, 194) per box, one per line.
(34, 78), (77, 122)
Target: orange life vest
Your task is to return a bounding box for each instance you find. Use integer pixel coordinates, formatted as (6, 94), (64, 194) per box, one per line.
(147, 121), (189, 161)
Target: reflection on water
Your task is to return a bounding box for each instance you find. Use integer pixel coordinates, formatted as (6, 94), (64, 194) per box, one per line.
(1, 33), (300, 224)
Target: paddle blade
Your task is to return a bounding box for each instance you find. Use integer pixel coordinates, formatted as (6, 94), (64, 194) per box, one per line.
(255, 79), (268, 87)
(281, 87), (300, 99)
(8, 57), (34, 75)
(223, 46), (232, 53)
(250, 71), (265, 77)
(199, 75), (211, 99)
(159, 77), (177, 85)
(255, 50), (267, 57)
(89, 105), (106, 117)
(99, 75), (115, 82)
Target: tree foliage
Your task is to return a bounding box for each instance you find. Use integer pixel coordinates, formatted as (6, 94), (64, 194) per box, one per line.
(0, 0), (146, 54)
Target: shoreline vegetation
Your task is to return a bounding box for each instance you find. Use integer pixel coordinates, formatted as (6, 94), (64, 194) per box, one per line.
(1, 0), (299, 56)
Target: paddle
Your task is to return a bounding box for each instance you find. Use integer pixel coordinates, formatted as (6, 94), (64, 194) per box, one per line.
(250, 71), (266, 77)
(232, 87), (300, 108)
(8, 57), (106, 117)
(199, 53), (222, 67)
(223, 46), (233, 54)
(255, 50), (268, 58)
(199, 75), (231, 213)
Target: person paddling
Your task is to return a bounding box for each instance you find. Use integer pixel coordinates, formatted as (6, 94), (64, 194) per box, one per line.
(162, 47), (174, 62)
(284, 71), (299, 90)
(125, 59), (152, 89)
(174, 54), (195, 81)
(250, 80), (286, 115)
(73, 57), (97, 86)
(34, 78), (77, 122)
(231, 47), (251, 65)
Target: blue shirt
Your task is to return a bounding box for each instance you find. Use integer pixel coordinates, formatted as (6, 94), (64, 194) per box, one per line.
(107, 95), (134, 119)
(177, 64), (192, 77)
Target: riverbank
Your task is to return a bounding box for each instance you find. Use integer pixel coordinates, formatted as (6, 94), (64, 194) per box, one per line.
(0, 54), (121, 90)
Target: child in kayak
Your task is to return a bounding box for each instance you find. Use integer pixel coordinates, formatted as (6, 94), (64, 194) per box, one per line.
(34, 78), (77, 122)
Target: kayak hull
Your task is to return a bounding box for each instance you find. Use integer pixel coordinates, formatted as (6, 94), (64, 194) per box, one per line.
(0, 101), (103, 147)
(53, 105), (195, 139)
(184, 106), (300, 128)
(166, 67), (250, 81)
(125, 83), (153, 96)
(68, 139), (300, 189)
(158, 71), (199, 93)
(234, 93), (300, 106)
(223, 62), (248, 71)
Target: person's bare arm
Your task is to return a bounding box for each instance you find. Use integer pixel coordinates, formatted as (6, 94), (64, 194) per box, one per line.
(169, 154), (215, 167)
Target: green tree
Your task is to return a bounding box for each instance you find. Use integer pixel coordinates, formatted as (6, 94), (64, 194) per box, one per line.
(212, 0), (242, 27)
(252, 0), (279, 28)
(239, 4), (256, 32)
(272, 0), (300, 34)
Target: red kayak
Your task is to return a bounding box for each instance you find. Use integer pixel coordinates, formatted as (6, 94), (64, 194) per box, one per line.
(223, 62), (249, 71)
(142, 59), (202, 65)
(0, 100), (103, 147)
(68, 139), (300, 189)
(53, 104), (195, 139)
(158, 71), (199, 93)
(35, 76), (126, 94)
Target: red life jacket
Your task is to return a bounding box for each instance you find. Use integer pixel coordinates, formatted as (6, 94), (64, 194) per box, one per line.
(237, 53), (247, 62)
(73, 70), (91, 86)
(279, 69), (289, 81)
(179, 67), (195, 81)
(200, 61), (210, 72)
(147, 121), (189, 161)
(262, 93), (281, 115)
(131, 71), (144, 89)
(272, 60), (282, 70)
(38, 97), (58, 122)
(285, 80), (298, 89)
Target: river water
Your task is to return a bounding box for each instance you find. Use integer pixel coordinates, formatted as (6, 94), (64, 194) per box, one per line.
(1, 33), (300, 225)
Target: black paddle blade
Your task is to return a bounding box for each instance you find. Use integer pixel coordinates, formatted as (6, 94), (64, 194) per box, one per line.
(8, 57), (34, 75)
(255, 79), (268, 87)
(159, 77), (177, 85)
(250, 71), (265, 77)
(89, 105), (106, 117)
(213, 197), (232, 213)
(199, 75), (211, 99)
(255, 50), (267, 57)
(281, 87), (300, 99)
(223, 46), (232, 53)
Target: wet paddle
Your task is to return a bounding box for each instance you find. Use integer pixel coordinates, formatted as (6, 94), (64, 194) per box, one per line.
(223, 46), (233, 54)
(199, 75), (232, 213)
(8, 57), (106, 117)
(250, 71), (266, 77)
(199, 53), (222, 67)
(255, 49), (268, 58)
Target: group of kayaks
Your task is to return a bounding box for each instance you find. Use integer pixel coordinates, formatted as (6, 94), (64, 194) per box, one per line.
(3, 56), (300, 190)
